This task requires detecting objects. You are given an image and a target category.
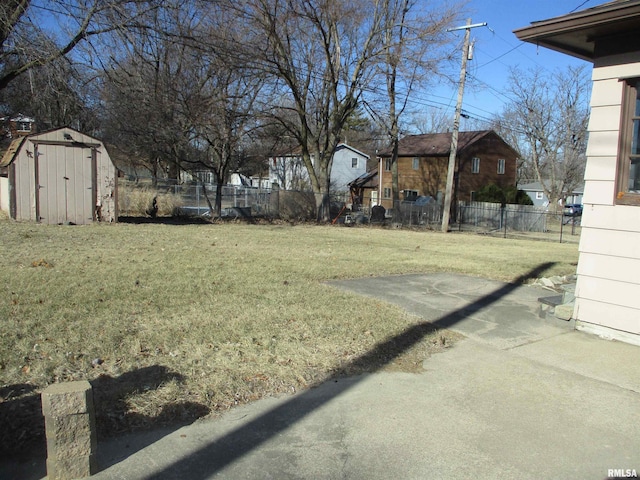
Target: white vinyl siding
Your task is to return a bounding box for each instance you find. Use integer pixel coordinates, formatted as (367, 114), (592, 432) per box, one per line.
(573, 59), (640, 343)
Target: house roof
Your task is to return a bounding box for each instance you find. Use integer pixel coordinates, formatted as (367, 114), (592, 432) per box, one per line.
(348, 169), (378, 189)
(519, 181), (585, 194)
(271, 142), (370, 159)
(513, 0), (640, 61)
(335, 143), (370, 159)
(377, 130), (516, 158)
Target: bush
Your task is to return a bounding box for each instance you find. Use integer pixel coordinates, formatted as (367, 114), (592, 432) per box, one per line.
(475, 184), (533, 205)
(275, 190), (316, 221)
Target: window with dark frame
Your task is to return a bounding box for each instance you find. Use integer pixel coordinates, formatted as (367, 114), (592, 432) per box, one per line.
(384, 159), (392, 171)
(497, 158), (505, 175)
(352, 158), (358, 168)
(617, 78), (640, 204)
(383, 187), (391, 198)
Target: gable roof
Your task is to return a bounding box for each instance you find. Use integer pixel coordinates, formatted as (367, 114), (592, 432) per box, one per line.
(514, 0), (640, 61)
(335, 143), (370, 159)
(1, 127), (103, 169)
(271, 142), (370, 159)
(378, 130), (517, 158)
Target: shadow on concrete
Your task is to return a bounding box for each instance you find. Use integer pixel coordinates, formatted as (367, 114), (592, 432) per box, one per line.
(143, 262), (555, 480)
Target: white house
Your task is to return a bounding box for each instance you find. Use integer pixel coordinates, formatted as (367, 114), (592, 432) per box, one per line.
(515, 0), (640, 345)
(519, 181), (584, 208)
(269, 143), (369, 193)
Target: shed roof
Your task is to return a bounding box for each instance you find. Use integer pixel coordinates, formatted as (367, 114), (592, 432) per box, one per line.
(0, 137), (27, 168)
(378, 130), (516, 158)
(513, 0), (640, 61)
(348, 169), (378, 189)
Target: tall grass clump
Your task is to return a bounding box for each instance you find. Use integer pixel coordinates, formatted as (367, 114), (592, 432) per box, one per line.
(119, 182), (183, 217)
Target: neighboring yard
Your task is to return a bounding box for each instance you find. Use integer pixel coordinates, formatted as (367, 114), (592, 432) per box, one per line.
(0, 217), (579, 455)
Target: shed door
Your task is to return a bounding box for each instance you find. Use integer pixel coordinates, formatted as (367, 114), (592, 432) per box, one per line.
(37, 144), (94, 225)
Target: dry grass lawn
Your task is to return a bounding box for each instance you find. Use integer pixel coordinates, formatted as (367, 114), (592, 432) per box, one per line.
(0, 217), (579, 455)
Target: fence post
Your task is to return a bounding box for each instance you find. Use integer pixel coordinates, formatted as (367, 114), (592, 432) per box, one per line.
(503, 206), (508, 238)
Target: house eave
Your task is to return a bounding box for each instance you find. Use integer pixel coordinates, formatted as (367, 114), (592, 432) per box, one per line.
(514, 0), (640, 62)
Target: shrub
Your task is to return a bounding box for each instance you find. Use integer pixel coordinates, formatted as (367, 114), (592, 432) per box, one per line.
(476, 184), (533, 205)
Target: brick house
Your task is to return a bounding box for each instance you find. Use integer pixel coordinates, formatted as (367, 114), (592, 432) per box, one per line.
(376, 130), (518, 210)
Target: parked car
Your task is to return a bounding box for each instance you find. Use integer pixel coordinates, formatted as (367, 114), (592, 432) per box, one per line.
(563, 204), (583, 216)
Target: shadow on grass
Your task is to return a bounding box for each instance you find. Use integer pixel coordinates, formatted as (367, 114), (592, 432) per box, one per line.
(142, 262), (555, 480)
(0, 365), (209, 478)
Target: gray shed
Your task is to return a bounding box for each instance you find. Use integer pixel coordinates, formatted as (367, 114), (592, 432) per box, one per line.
(0, 127), (117, 224)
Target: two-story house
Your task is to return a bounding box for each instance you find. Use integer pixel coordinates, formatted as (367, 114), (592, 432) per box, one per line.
(269, 143), (369, 194)
(376, 130), (518, 210)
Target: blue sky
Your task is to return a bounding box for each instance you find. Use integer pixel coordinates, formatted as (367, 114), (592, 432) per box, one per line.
(428, 0), (596, 127)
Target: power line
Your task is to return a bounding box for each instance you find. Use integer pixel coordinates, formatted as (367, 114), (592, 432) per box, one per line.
(570, 0), (594, 13)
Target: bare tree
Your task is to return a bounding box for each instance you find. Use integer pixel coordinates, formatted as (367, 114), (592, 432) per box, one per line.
(366, 0), (459, 217)
(0, 0), (160, 92)
(0, 55), (99, 132)
(101, 1), (265, 217)
(409, 107), (454, 134)
(241, 0), (385, 221)
(498, 65), (590, 209)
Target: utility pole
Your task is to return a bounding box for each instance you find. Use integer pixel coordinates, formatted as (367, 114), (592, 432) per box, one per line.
(441, 19), (487, 232)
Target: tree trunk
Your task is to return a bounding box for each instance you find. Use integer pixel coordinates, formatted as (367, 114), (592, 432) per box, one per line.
(314, 173), (331, 222)
(390, 137), (400, 223)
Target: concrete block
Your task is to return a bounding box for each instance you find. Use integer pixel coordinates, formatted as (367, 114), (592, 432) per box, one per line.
(42, 381), (97, 479)
(561, 284), (576, 304)
(41, 381), (94, 416)
(555, 303), (574, 321)
(46, 454), (98, 480)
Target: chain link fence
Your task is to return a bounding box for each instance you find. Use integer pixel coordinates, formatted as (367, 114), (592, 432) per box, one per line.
(119, 180), (581, 243)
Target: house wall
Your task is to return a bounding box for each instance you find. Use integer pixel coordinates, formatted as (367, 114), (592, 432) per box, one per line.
(331, 148), (368, 193)
(574, 53), (640, 344)
(377, 133), (517, 210)
(269, 145), (368, 194)
(269, 155), (309, 191)
(456, 134), (517, 202)
(378, 156), (448, 209)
